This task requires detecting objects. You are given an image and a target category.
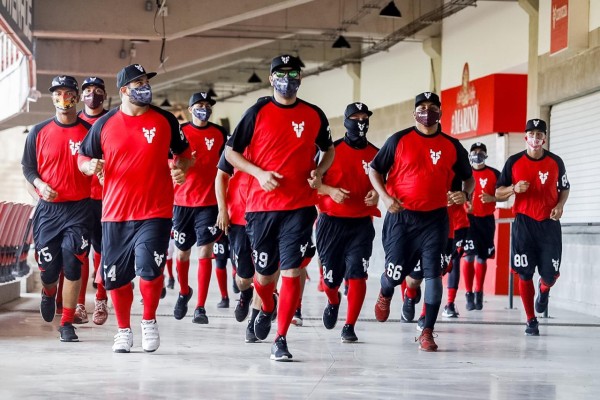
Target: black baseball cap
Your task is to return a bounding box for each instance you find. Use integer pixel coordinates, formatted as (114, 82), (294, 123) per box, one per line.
(82, 77), (105, 91)
(49, 75), (79, 93)
(270, 54), (303, 74)
(415, 92), (441, 108)
(116, 64), (157, 88)
(525, 118), (547, 133)
(470, 142), (487, 153)
(344, 102), (373, 119)
(189, 92), (216, 107)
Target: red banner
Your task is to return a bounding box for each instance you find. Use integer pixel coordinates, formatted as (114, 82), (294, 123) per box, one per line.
(440, 64), (527, 139)
(550, 0), (569, 55)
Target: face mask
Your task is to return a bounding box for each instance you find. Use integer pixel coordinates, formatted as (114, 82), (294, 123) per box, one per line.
(272, 76), (300, 98)
(525, 136), (544, 151)
(53, 93), (77, 110)
(193, 108), (211, 121)
(415, 109), (440, 127)
(83, 92), (104, 109)
(128, 84), (152, 106)
(469, 152), (486, 165)
(344, 118), (369, 148)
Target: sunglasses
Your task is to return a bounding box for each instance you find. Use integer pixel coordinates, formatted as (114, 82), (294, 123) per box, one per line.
(273, 70), (300, 79)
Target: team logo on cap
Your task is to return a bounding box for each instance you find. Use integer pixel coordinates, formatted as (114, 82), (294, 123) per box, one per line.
(355, 103), (363, 110)
(424, 92), (432, 99)
(539, 171), (549, 184)
(201, 92), (208, 99)
(532, 119), (540, 127)
(281, 56), (290, 64)
(143, 127), (156, 143)
(292, 121), (305, 138)
(134, 64), (144, 72)
(89, 77), (97, 81)
(430, 149), (441, 165)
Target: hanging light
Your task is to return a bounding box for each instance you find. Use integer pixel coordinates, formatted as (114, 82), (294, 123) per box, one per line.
(160, 98), (172, 108)
(332, 35), (351, 49)
(247, 71), (262, 83)
(207, 88), (217, 97)
(379, 1), (402, 18)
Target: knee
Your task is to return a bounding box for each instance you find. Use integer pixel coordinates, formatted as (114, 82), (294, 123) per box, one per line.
(424, 277), (443, 304)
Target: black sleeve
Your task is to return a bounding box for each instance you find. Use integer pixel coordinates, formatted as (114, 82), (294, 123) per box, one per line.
(217, 152), (234, 176)
(450, 175), (463, 192)
(497, 154), (518, 188)
(314, 106), (333, 151)
(551, 153), (570, 191)
(227, 99), (268, 152)
(491, 167), (501, 180)
(21, 121), (48, 185)
(79, 111), (115, 159)
(215, 123), (229, 155)
(370, 131), (403, 175)
(451, 138), (473, 181)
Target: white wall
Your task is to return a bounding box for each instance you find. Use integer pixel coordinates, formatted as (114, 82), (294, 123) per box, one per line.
(591, 0), (600, 30)
(0, 126), (32, 204)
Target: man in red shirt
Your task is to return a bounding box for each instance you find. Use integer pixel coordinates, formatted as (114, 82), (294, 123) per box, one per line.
(369, 92), (473, 352)
(22, 75), (92, 342)
(172, 92), (228, 324)
(226, 54), (334, 361)
(316, 102), (380, 342)
(78, 64), (192, 353)
(462, 142), (501, 311)
(496, 119), (570, 336)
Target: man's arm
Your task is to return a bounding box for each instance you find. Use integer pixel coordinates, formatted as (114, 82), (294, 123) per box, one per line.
(550, 189), (570, 221)
(215, 169), (231, 233)
(368, 168), (403, 213)
(308, 145), (335, 189)
(225, 146), (282, 192)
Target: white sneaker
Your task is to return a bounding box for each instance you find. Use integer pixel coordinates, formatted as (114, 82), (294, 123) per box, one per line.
(141, 319), (160, 352)
(112, 328), (133, 353)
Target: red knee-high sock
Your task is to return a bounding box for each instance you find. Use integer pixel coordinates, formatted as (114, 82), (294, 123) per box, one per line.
(196, 258), (212, 308)
(56, 272), (64, 304)
(140, 276), (163, 320)
(276, 276), (301, 337)
(519, 279), (536, 320)
(474, 260), (487, 292)
(110, 284), (134, 329)
(92, 250), (101, 277)
(43, 285), (57, 297)
(254, 278), (276, 312)
(346, 278), (366, 325)
(61, 307), (75, 326)
(77, 257), (90, 304)
(324, 284), (340, 305)
(401, 280), (407, 301)
(165, 258), (174, 279)
(96, 281), (107, 301)
(461, 258), (475, 292)
(176, 259), (190, 295)
(215, 267), (228, 298)
(447, 288), (457, 304)
(405, 287), (417, 299)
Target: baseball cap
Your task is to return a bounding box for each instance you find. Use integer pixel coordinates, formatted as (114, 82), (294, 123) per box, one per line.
(270, 54), (303, 74)
(189, 92), (216, 107)
(116, 64), (157, 88)
(82, 77), (105, 91)
(525, 118), (547, 133)
(344, 102), (373, 119)
(415, 92), (441, 108)
(470, 142), (487, 153)
(49, 75), (79, 93)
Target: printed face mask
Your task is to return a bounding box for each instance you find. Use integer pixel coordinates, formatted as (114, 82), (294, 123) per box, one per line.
(525, 135), (544, 151)
(53, 93), (77, 110)
(83, 92), (104, 109)
(415, 109), (440, 127)
(192, 108), (212, 121)
(272, 76), (300, 98)
(469, 152), (486, 165)
(344, 118), (369, 148)
(128, 84), (152, 106)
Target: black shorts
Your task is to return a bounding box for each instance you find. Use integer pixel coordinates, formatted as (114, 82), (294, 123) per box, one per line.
(33, 199), (91, 284)
(229, 224), (254, 279)
(101, 218), (172, 290)
(382, 208), (448, 286)
(452, 227), (469, 259)
(213, 233), (229, 261)
(511, 213), (562, 282)
(90, 199), (103, 252)
(465, 214), (496, 259)
(173, 205), (222, 250)
(316, 214), (375, 288)
(245, 206), (318, 276)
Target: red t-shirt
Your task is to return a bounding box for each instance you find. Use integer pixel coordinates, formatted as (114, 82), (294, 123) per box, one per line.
(78, 109), (108, 200)
(174, 122), (228, 207)
(448, 203), (469, 231)
(22, 117), (91, 202)
(228, 97), (332, 212)
(497, 150), (569, 221)
(318, 139), (381, 218)
(78, 106), (190, 222)
(471, 166), (500, 217)
(370, 127), (472, 212)
(218, 153), (249, 226)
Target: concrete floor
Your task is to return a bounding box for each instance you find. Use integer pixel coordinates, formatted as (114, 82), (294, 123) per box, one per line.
(1, 262), (600, 400)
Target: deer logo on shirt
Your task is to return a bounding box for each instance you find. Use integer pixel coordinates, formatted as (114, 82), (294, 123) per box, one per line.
(539, 171), (549, 184)
(205, 137), (215, 150)
(143, 127), (156, 143)
(430, 149), (441, 165)
(292, 121), (305, 138)
(69, 139), (81, 155)
(361, 160), (369, 175)
(479, 177), (488, 189)
(154, 251), (164, 266)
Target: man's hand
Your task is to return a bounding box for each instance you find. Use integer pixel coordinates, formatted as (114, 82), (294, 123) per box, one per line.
(382, 194), (403, 213)
(87, 158), (105, 176)
(216, 209), (230, 234)
(364, 189), (379, 207)
(171, 164), (186, 185)
(550, 206), (564, 221)
(38, 182), (58, 202)
(447, 191), (467, 206)
(307, 169), (322, 189)
(258, 170), (283, 192)
(514, 180), (530, 194)
(97, 170), (105, 186)
(328, 187), (350, 204)
(480, 192), (495, 203)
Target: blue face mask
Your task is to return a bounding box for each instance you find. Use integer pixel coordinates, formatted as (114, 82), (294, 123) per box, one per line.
(192, 108), (211, 121)
(272, 76), (300, 98)
(128, 84), (152, 106)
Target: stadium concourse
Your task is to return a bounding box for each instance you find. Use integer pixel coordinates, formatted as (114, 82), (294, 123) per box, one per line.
(1, 241), (599, 400)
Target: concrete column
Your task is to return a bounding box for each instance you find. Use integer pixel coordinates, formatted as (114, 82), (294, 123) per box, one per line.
(423, 37), (441, 93)
(346, 62), (361, 102)
(519, 0), (540, 119)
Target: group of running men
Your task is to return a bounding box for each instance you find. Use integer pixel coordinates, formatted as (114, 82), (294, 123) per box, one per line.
(21, 54), (570, 359)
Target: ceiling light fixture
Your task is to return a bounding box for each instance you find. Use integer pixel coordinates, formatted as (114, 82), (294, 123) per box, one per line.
(379, 1), (402, 18)
(207, 88), (217, 98)
(160, 98), (172, 108)
(247, 71), (262, 83)
(332, 35), (351, 49)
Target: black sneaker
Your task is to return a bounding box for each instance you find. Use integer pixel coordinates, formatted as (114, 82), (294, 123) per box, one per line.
(416, 315), (425, 332)
(474, 291), (484, 310)
(160, 286), (167, 299)
(465, 292), (475, 311)
(254, 301), (275, 341)
(40, 290), (56, 322)
(245, 318), (260, 343)
(217, 297), (230, 308)
(173, 288), (194, 320)
(235, 288), (253, 322)
(232, 279), (240, 294)
(167, 277), (175, 289)
(270, 335), (293, 361)
(192, 306), (209, 324)
(535, 278), (550, 314)
(322, 292), (341, 330)
(442, 302), (459, 318)
(525, 317), (540, 336)
(341, 324), (358, 343)
(401, 288), (420, 322)
(58, 323), (79, 342)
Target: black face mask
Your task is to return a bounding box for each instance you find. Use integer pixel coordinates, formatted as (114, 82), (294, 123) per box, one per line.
(344, 118), (369, 148)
